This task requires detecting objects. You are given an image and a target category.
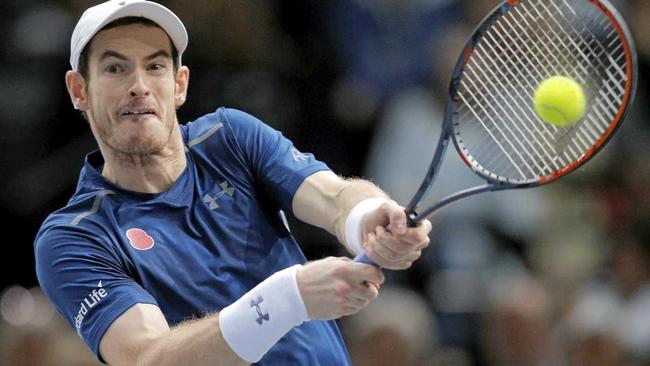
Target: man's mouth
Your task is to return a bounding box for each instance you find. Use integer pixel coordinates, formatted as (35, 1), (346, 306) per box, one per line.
(121, 108), (157, 117)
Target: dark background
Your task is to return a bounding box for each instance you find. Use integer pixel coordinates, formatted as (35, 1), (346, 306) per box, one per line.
(1, 1), (649, 365)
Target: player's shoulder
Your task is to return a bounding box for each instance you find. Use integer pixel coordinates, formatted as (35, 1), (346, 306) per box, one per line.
(182, 107), (268, 141)
(35, 189), (116, 251)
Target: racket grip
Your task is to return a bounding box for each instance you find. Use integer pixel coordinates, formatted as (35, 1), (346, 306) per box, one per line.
(353, 223), (396, 267)
(354, 252), (380, 266)
(352, 214), (415, 267)
(352, 225), (413, 268)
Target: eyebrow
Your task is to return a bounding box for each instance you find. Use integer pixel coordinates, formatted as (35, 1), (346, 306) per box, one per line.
(98, 50), (128, 62)
(98, 49), (172, 63)
(145, 50), (172, 61)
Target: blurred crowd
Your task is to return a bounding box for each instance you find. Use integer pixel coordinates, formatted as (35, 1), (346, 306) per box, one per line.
(1, 0), (648, 365)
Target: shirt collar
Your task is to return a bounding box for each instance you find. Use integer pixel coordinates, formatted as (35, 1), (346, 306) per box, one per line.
(77, 150), (194, 207)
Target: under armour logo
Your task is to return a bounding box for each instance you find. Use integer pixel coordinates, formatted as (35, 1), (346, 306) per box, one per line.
(291, 147), (310, 161)
(203, 181), (235, 210)
(251, 296), (269, 325)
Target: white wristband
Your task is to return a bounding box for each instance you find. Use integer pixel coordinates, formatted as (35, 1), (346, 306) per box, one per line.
(219, 264), (308, 363)
(344, 197), (390, 255)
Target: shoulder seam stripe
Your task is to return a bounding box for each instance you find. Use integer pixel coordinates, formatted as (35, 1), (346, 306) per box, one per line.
(71, 190), (115, 226)
(188, 123), (224, 148)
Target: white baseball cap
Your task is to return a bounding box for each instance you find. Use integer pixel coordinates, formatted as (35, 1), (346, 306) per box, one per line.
(69, 0), (188, 71)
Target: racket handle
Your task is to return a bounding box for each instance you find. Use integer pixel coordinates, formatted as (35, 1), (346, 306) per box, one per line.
(352, 212), (416, 267)
(353, 225), (392, 267)
(353, 252), (380, 267)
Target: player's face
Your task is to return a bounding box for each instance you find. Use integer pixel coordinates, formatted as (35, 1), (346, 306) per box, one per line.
(82, 24), (187, 156)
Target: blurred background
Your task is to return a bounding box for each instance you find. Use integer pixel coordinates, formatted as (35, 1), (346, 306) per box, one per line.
(1, 0), (648, 365)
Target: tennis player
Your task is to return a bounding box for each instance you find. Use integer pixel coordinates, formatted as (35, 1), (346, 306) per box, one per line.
(34, 1), (431, 365)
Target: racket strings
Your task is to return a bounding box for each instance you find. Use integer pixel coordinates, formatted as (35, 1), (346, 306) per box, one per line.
(469, 25), (568, 169)
(496, 1), (602, 163)
(520, 1), (623, 165)
(475, 26), (561, 161)
(460, 16), (578, 177)
(454, 0), (629, 183)
(533, 2), (625, 124)
(459, 20), (573, 177)
(459, 68), (549, 177)
(460, 33), (561, 175)
(506, 4), (604, 159)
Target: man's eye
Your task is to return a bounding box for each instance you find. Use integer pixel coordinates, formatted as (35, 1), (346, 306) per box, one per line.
(105, 64), (122, 73)
(149, 64), (165, 71)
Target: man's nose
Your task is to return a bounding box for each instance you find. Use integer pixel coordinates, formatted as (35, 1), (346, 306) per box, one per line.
(128, 70), (150, 97)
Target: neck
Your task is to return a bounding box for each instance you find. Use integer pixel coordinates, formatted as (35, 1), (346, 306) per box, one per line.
(100, 127), (187, 194)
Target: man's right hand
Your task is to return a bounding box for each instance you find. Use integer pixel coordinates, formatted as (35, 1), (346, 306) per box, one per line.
(296, 257), (384, 320)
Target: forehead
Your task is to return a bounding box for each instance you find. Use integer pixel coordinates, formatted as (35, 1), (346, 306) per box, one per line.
(88, 23), (173, 60)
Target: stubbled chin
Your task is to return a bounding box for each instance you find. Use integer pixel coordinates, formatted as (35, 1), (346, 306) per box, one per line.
(119, 132), (167, 155)
(114, 118), (170, 155)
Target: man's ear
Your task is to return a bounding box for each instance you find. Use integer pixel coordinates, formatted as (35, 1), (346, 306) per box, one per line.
(174, 66), (189, 108)
(65, 70), (89, 111)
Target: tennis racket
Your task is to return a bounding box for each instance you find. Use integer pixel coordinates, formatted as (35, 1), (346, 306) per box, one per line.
(355, 0), (637, 265)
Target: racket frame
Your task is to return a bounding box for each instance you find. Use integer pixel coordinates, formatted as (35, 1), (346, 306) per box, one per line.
(406, 0), (637, 224)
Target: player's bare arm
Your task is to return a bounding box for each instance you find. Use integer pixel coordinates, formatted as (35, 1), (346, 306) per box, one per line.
(292, 171), (432, 269)
(100, 304), (246, 366)
(99, 257), (383, 366)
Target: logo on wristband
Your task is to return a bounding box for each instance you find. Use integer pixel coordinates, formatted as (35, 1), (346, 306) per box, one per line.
(251, 296), (270, 324)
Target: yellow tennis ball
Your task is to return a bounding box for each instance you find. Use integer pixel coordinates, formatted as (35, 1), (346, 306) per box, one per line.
(534, 76), (586, 126)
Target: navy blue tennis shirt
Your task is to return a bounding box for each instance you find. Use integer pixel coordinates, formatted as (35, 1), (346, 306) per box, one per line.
(35, 108), (351, 365)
